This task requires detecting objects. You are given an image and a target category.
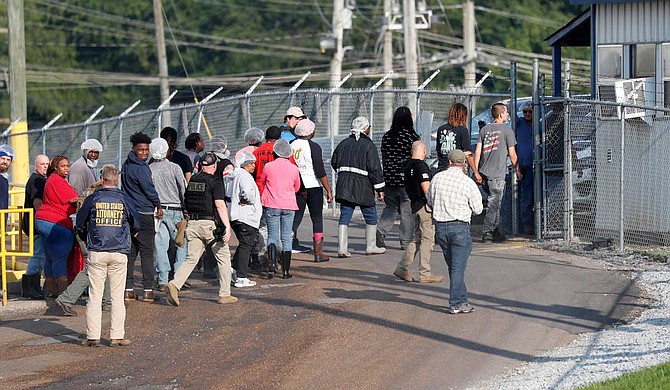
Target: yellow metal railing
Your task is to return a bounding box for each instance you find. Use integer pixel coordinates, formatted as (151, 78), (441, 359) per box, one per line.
(1, 207), (34, 306)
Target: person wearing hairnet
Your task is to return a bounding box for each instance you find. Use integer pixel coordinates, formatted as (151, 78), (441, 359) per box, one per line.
(149, 138), (187, 290)
(234, 127), (264, 163)
(0, 144), (14, 211)
(69, 139), (103, 196)
(227, 151), (261, 287)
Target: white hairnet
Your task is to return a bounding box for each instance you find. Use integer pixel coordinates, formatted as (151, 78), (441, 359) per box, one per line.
(80, 138), (103, 152)
(149, 138), (169, 160)
(350, 116), (370, 140)
(211, 135), (230, 159)
(235, 150), (256, 168)
(244, 127), (264, 145)
(294, 119), (315, 137)
(273, 139), (292, 158)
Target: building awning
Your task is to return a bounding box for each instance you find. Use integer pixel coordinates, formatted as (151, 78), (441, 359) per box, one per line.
(545, 8), (591, 47)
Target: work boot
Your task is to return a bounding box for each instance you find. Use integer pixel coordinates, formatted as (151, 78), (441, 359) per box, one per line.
(418, 274), (445, 283)
(281, 251), (292, 279)
(313, 237), (330, 263)
(393, 269), (414, 283)
(56, 276), (70, 295)
(365, 225), (386, 255)
(43, 277), (58, 298)
(376, 229), (386, 248)
(337, 225), (351, 258)
(267, 243), (277, 279)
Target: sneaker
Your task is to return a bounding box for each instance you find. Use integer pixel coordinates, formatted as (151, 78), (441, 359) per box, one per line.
(55, 298), (78, 316)
(124, 289), (136, 301)
(419, 274), (444, 283)
(481, 232), (493, 243)
(109, 339), (131, 347)
(234, 278), (257, 288)
(292, 242), (311, 254)
(217, 295), (239, 304)
(393, 270), (414, 283)
(447, 303), (475, 314)
(141, 290), (156, 302)
(165, 282), (180, 307)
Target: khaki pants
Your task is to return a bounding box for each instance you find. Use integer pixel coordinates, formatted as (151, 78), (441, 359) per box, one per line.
(172, 220), (232, 298)
(396, 206), (435, 277)
(87, 251), (127, 340)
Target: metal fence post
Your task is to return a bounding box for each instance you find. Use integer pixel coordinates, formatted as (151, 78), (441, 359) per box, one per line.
(619, 103), (625, 251)
(510, 61), (519, 236)
(532, 60), (541, 240)
(118, 100), (141, 168)
(563, 61), (573, 242)
(196, 87), (223, 136)
(83, 105), (104, 140)
(288, 72), (311, 107)
(244, 76), (264, 129)
(540, 73), (547, 238)
(369, 72), (392, 130)
(329, 90), (337, 217)
(40, 113), (63, 156)
(156, 91), (178, 134)
(416, 70), (441, 142)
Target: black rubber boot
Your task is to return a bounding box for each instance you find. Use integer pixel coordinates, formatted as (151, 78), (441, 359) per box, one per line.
(267, 243), (277, 279)
(282, 251), (292, 279)
(28, 274), (45, 300)
(21, 275), (31, 299)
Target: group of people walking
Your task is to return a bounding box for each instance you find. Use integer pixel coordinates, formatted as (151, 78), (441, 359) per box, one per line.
(5, 100), (526, 346)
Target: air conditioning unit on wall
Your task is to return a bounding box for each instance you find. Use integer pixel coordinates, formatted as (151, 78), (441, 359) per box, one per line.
(596, 77), (655, 120)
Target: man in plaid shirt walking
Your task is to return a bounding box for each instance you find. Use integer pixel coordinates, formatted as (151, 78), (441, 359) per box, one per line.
(428, 149), (483, 314)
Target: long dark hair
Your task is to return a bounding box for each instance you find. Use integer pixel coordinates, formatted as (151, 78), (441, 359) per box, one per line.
(389, 106), (416, 135)
(47, 155), (68, 177)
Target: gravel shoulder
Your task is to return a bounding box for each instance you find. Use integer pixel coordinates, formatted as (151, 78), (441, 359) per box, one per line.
(469, 241), (670, 389)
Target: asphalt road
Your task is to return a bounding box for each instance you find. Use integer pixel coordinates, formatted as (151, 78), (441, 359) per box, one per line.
(0, 217), (646, 390)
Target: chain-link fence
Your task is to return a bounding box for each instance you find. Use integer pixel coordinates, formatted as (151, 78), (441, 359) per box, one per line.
(545, 97), (670, 249)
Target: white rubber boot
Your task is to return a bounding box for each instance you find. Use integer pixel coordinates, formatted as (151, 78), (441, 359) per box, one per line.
(365, 224), (386, 255)
(338, 225), (351, 258)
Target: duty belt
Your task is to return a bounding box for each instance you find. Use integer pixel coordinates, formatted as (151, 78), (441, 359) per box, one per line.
(188, 213), (215, 221)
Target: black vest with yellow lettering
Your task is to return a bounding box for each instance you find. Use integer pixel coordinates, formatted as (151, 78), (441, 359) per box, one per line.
(184, 172), (217, 219)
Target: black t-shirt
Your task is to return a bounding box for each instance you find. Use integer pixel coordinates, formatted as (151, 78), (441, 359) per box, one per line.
(404, 159), (432, 213)
(211, 176), (226, 201)
(436, 123), (471, 171)
(169, 150), (194, 177)
(24, 172), (46, 209)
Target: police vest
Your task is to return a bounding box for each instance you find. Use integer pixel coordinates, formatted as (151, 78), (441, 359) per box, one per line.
(184, 172), (217, 218)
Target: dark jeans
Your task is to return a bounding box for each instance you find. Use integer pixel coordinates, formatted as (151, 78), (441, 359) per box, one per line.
(435, 221), (473, 308)
(231, 221), (259, 278)
(338, 201), (378, 226)
(519, 165), (534, 233)
(292, 187), (325, 236)
(126, 213), (156, 290)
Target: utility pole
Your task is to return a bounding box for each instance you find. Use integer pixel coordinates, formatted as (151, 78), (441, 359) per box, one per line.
(403, 0), (418, 114)
(463, 0), (476, 90)
(383, 0), (394, 130)
(329, 0), (344, 135)
(7, 0), (29, 189)
(153, 0), (171, 128)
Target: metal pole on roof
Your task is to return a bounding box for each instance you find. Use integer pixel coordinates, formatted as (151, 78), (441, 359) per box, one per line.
(84, 105), (105, 140)
(118, 100), (141, 168)
(330, 72), (352, 136)
(245, 76), (264, 128)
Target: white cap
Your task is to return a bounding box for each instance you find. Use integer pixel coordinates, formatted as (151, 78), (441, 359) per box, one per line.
(285, 107), (305, 117)
(150, 138), (169, 160)
(80, 139), (103, 152)
(294, 118), (315, 137)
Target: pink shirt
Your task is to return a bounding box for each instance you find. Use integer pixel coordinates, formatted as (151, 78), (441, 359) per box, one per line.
(261, 157), (300, 210)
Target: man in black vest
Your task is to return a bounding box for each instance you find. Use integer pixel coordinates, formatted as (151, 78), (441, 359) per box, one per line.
(166, 152), (236, 306)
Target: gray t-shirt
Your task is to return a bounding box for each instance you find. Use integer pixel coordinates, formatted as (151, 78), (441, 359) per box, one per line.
(477, 123), (517, 180)
(149, 159), (186, 207)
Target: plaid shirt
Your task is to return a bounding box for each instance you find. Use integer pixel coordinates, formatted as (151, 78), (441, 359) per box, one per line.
(427, 167), (483, 223)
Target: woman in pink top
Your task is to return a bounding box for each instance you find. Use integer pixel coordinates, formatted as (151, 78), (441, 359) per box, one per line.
(35, 155), (79, 296)
(261, 139), (301, 279)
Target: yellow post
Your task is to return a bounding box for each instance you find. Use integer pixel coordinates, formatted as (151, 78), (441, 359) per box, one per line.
(1, 211), (7, 306)
(9, 120), (29, 208)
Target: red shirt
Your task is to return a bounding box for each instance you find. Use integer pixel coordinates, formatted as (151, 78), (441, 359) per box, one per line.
(253, 142), (276, 195)
(36, 174), (78, 229)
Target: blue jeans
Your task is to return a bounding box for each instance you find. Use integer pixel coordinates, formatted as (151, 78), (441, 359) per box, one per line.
(155, 209), (187, 285)
(482, 177), (505, 234)
(435, 221), (473, 308)
(25, 232), (46, 276)
(519, 165), (534, 233)
(266, 208), (294, 252)
(35, 219), (74, 278)
(377, 186), (414, 246)
(339, 201), (378, 226)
